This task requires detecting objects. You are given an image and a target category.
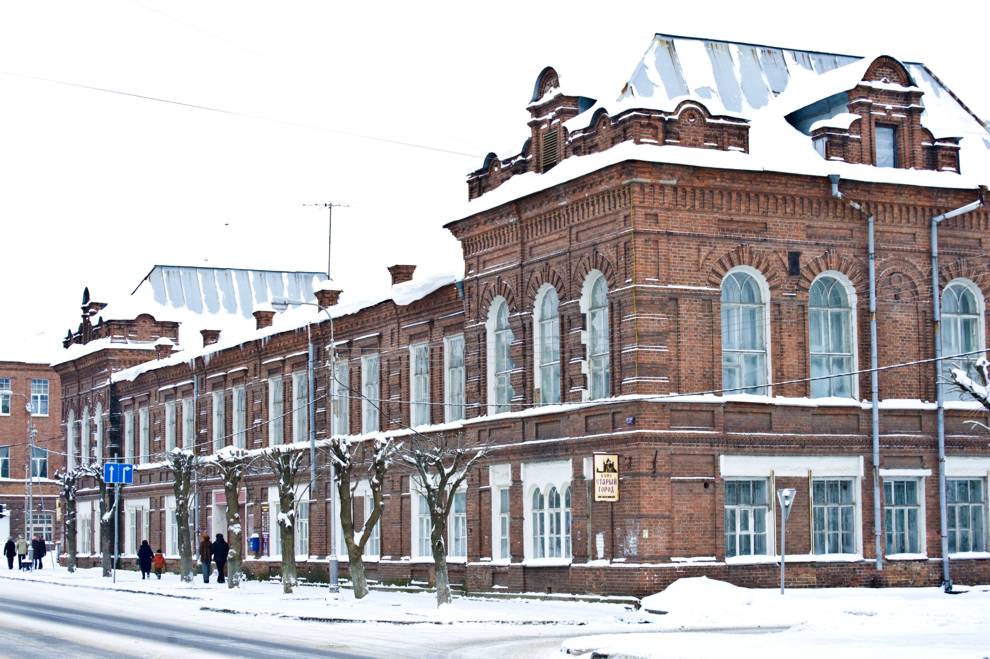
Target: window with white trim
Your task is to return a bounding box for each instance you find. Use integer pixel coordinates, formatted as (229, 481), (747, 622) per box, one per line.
(268, 377), (283, 446)
(361, 354), (380, 433)
(80, 406), (90, 466)
(410, 343), (430, 427)
(78, 502), (93, 554)
(181, 398), (195, 451)
(67, 408), (77, 470)
(294, 500), (310, 558)
(165, 400), (177, 452)
(449, 491), (467, 559)
(124, 499), (149, 555)
(0, 377), (9, 415)
(30, 379), (48, 416)
(875, 124), (896, 168)
(31, 512), (53, 544)
(812, 479), (856, 554)
(948, 478), (986, 553)
(495, 487), (510, 561)
(884, 479), (922, 554)
(444, 335), (465, 422)
(332, 361), (349, 436)
(292, 371), (308, 443)
(529, 485), (572, 559)
(721, 270), (769, 395)
(355, 484), (381, 558)
(0, 446), (8, 479)
(31, 447), (47, 479)
(138, 407), (149, 463)
(232, 386), (246, 448)
(586, 275), (610, 400)
(165, 495), (178, 556)
(487, 298), (514, 413)
(942, 281), (985, 401)
(809, 275), (856, 398)
(535, 286), (561, 405)
(724, 479), (769, 557)
(212, 390), (225, 452)
(94, 402), (103, 463)
(415, 492), (432, 558)
(123, 410), (134, 462)
(531, 489), (545, 558)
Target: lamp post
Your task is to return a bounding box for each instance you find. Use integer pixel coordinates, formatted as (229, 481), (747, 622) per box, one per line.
(272, 297), (339, 594)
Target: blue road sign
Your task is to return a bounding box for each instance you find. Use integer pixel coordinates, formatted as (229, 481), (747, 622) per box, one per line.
(104, 463), (134, 484)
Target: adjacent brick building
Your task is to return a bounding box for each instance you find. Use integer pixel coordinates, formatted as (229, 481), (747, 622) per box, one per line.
(58, 35), (990, 596)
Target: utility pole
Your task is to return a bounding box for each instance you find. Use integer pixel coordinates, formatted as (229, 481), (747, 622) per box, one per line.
(26, 405), (36, 570)
(303, 202), (348, 280)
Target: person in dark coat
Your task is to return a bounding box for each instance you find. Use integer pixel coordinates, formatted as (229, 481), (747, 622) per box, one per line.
(211, 533), (229, 584)
(137, 540), (153, 579)
(31, 536), (46, 569)
(3, 538), (15, 570)
(198, 533), (212, 583)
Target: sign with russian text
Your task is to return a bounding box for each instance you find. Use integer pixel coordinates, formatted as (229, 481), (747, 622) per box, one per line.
(593, 453), (620, 502)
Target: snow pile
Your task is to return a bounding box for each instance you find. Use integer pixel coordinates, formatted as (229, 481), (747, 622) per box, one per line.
(640, 576), (753, 614)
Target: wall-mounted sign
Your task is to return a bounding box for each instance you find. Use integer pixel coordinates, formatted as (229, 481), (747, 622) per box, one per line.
(594, 453), (620, 502)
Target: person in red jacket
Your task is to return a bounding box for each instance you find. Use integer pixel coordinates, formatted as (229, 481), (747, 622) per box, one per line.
(152, 549), (166, 580)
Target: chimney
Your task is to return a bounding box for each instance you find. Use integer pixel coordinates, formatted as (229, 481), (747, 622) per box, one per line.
(201, 329), (221, 346)
(314, 279), (342, 309)
(388, 264), (416, 285)
(253, 303), (275, 330)
(154, 336), (175, 359)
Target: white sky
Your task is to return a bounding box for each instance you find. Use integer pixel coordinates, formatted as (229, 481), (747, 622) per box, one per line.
(1, 0), (987, 362)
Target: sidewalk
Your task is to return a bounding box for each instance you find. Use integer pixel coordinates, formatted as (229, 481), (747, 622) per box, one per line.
(0, 564), (649, 626)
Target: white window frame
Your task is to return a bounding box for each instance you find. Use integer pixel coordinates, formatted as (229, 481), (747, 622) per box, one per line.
(521, 460), (573, 562)
(123, 410), (134, 462)
(720, 266), (771, 396)
(0, 377), (9, 416)
(66, 408), (77, 470)
(0, 445), (9, 479)
(443, 335), (466, 422)
(211, 390), (225, 452)
(165, 400), (177, 452)
(138, 407), (150, 464)
(875, 123), (897, 168)
(124, 497), (150, 556)
(723, 478), (771, 559)
(80, 406), (90, 467)
(164, 495), (178, 557)
(490, 464), (512, 562)
(332, 361), (350, 436)
(410, 483), (433, 560)
(94, 402), (104, 464)
(580, 271), (610, 400)
(361, 354), (380, 433)
(409, 342), (430, 427)
(486, 297), (514, 413)
(882, 474), (927, 557)
(354, 479), (381, 559)
(941, 279), (986, 402)
(267, 485), (305, 558)
(533, 284), (561, 406)
(30, 379), (49, 416)
(449, 489), (467, 561)
(809, 272), (858, 399)
(268, 377), (283, 446)
(292, 371), (308, 443)
(811, 478), (858, 555)
(295, 499), (310, 558)
(30, 446), (47, 479)
(78, 500), (93, 555)
(947, 477), (987, 554)
(232, 386), (246, 448)
(181, 398), (195, 451)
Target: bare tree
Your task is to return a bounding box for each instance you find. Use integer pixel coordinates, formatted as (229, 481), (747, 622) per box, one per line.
(166, 448), (199, 582)
(203, 447), (251, 588)
(55, 467), (85, 573)
(328, 437), (398, 599)
(261, 446), (305, 594)
(401, 432), (487, 606)
(80, 463), (114, 577)
(951, 358), (990, 410)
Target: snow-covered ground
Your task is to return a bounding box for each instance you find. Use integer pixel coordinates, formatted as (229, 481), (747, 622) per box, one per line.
(562, 576), (990, 658)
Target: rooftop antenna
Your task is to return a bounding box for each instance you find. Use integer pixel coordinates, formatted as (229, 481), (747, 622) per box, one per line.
(304, 202), (349, 279)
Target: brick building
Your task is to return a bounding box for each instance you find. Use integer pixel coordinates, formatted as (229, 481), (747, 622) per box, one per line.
(58, 35), (990, 596)
(0, 360), (61, 547)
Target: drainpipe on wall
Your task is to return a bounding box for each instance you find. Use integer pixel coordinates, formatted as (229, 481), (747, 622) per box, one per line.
(931, 194), (984, 593)
(829, 175), (882, 571)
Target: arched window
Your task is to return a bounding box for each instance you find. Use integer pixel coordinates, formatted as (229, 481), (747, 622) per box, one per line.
(942, 281), (985, 401)
(487, 297), (514, 413)
(809, 275), (856, 398)
(721, 269), (769, 395)
(563, 487), (572, 558)
(547, 487), (562, 557)
(80, 406), (90, 466)
(93, 402), (104, 464)
(531, 489), (546, 558)
(534, 286), (561, 405)
(66, 409), (76, 471)
(584, 273), (610, 399)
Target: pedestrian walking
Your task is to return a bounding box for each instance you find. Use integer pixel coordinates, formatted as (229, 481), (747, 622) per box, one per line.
(15, 536), (27, 570)
(198, 533), (212, 583)
(211, 533), (229, 584)
(3, 538), (15, 570)
(152, 548), (166, 580)
(31, 536), (46, 570)
(137, 540), (153, 579)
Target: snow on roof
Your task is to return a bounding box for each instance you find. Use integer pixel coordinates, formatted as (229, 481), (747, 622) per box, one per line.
(459, 34), (990, 220)
(111, 272), (458, 383)
(51, 337), (156, 367)
(97, 265), (325, 351)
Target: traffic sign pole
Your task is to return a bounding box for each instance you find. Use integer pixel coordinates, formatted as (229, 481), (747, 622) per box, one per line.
(113, 483), (120, 583)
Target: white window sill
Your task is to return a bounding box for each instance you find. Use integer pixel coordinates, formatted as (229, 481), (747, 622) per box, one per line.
(948, 552), (990, 560)
(521, 558), (573, 567)
(886, 553), (928, 561)
(408, 557), (435, 564)
(446, 556), (467, 564)
(727, 554), (865, 564)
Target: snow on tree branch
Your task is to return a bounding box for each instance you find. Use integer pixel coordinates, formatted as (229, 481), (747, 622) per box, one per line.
(951, 357), (990, 410)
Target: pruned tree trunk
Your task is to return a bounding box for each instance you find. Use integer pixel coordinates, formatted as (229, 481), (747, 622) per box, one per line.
(94, 473), (113, 577)
(168, 449), (198, 582)
(264, 447), (303, 594)
(430, 510), (452, 605)
(57, 468), (81, 573)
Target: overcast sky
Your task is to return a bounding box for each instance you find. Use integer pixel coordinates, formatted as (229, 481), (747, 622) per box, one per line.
(1, 0), (987, 362)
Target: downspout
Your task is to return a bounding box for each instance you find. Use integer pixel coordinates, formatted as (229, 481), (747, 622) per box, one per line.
(829, 175), (882, 571)
(931, 195), (984, 592)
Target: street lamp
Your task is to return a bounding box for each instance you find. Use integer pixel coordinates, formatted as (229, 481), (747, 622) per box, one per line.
(271, 296), (339, 595)
(777, 488), (796, 595)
